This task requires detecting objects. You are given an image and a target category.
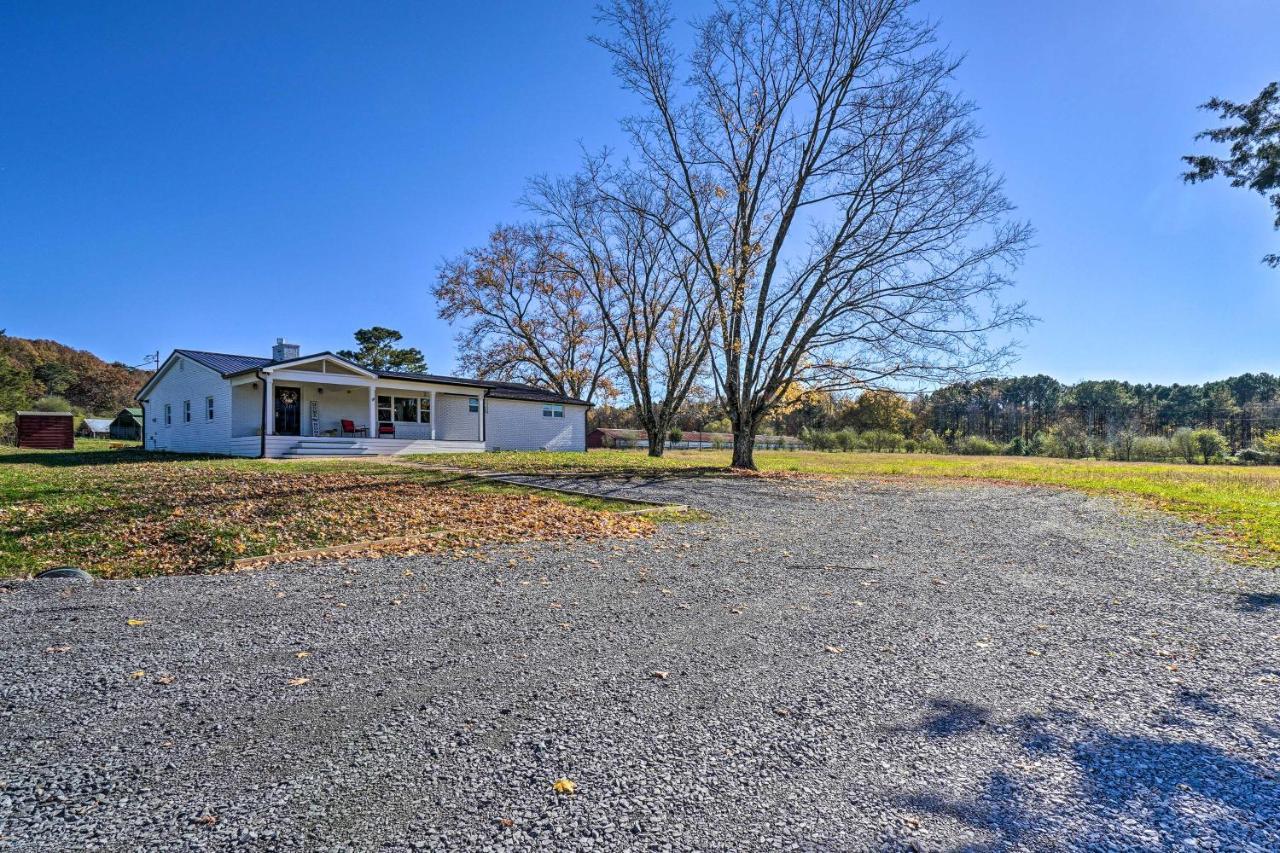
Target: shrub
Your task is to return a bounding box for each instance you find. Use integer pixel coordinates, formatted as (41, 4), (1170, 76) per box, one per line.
(0, 412), (13, 445)
(1131, 435), (1174, 462)
(1256, 430), (1280, 454)
(31, 395), (72, 412)
(1235, 447), (1280, 465)
(667, 427), (683, 446)
(1191, 428), (1227, 464)
(1039, 424), (1090, 458)
(1004, 436), (1029, 456)
(903, 438), (918, 453)
(1171, 428), (1197, 464)
(862, 428), (904, 452)
(834, 429), (859, 452)
(801, 427), (836, 451)
(955, 435), (1002, 455)
(916, 429), (948, 454)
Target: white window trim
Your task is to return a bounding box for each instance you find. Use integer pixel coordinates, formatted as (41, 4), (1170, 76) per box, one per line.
(183, 400), (191, 423)
(206, 396), (215, 420)
(164, 404), (171, 426)
(542, 403), (564, 418)
(377, 394), (430, 423)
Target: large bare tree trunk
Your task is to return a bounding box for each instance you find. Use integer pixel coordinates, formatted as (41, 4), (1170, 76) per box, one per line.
(731, 429), (756, 470)
(646, 426), (665, 458)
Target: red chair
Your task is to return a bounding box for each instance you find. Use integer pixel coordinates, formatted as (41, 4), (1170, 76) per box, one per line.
(340, 419), (368, 437)
(377, 422), (396, 438)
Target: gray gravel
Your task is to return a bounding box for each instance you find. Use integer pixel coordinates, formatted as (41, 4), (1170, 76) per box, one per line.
(3, 474), (1279, 851)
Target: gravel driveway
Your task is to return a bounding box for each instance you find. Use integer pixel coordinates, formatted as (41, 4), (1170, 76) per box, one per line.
(3, 475), (1279, 851)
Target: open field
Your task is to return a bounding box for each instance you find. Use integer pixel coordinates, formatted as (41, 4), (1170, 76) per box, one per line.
(0, 442), (651, 578)
(418, 449), (1280, 567)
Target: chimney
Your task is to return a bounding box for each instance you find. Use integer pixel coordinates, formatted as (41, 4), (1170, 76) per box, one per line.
(272, 338), (300, 362)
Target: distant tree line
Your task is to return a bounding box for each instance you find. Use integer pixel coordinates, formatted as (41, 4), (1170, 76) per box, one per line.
(912, 374), (1280, 452)
(589, 373), (1280, 465)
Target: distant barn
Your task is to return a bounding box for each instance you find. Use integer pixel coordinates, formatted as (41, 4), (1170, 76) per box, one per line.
(77, 417), (113, 438)
(109, 407), (144, 441)
(15, 411), (74, 449)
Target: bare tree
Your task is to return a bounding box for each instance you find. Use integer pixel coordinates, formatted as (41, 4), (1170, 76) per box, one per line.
(435, 224), (613, 402)
(595, 0), (1032, 468)
(531, 166), (712, 456)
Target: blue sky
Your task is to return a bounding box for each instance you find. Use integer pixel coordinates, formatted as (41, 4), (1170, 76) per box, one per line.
(1, 0), (1276, 385)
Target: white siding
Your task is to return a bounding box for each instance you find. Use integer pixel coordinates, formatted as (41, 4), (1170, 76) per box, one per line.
(485, 399), (587, 451)
(436, 393), (481, 441)
(141, 355), (234, 454)
(231, 383), (263, 438)
(306, 386), (370, 436)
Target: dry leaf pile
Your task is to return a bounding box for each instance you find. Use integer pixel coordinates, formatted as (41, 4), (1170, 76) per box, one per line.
(6, 461), (652, 577)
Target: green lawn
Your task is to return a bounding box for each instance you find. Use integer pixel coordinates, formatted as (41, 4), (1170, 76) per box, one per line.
(415, 449), (1280, 567)
(0, 442), (651, 578)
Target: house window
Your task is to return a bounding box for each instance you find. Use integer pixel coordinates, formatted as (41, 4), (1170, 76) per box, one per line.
(543, 403), (564, 418)
(183, 400), (191, 423)
(378, 394), (427, 423)
(468, 397), (479, 413)
(394, 397), (418, 422)
(164, 404), (171, 425)
(206, 396), (215, 420)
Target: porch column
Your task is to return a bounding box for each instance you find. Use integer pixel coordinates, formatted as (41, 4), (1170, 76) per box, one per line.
(264, 375), (274, 435)
(368, 386), (377, 436)
(430, 391), (437, 441)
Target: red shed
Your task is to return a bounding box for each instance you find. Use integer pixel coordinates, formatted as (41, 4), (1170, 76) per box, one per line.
(15, 411), (75, 450)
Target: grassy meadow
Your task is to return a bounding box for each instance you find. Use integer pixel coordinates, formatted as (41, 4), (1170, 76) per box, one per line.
(417, 449), (1280, 567)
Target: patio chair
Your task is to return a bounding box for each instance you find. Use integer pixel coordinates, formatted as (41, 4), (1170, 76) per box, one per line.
(340, 419), (368, 438)
(377, 422), (396, 438)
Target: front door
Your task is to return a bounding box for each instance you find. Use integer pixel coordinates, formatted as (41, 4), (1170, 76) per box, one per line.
(274, 386), (302, 436)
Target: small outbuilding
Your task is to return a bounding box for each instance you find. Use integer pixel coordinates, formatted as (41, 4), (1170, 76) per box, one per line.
(109, 407), (144, 441)
(15, 411), (75, 449)
(77, 417), (113, 438)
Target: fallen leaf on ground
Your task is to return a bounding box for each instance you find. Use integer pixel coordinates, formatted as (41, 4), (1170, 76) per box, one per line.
(1026, 649), (1042, 657)
(650, 670), (669, 679)
(126, 619), (147, 627)
(287, 676), (310, 686)
(498, 817), (513, 828)
(824, 645), (845, 654)
(154, 674), (175, 685)
(553, 777), (576, 795)
(45, 644), (72, 654)
(295, 651), (311, 659)
(129, 670), (145, 679)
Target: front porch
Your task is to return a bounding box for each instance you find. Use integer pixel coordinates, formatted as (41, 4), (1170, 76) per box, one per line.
(229, 353), (488, 457)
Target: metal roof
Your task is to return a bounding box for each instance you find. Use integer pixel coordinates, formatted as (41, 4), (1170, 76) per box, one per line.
(170, 349), (591, 406)
(81, 418), (113, 431)
(175, 350), (273, 375)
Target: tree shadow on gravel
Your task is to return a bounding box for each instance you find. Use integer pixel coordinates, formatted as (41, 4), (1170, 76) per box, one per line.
(901, 706), (1280, 848)
(1234, 592), (1280, 613)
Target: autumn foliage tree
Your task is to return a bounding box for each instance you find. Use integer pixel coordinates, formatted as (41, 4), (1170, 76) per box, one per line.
(435, 225), (613, 403)
(0, 332), (149, 415)
(842, 390), (915, 433)
(593, 0), (1031, 468)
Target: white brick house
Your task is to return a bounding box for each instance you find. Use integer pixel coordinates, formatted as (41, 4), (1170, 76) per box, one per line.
(135, 341), (589, 458)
